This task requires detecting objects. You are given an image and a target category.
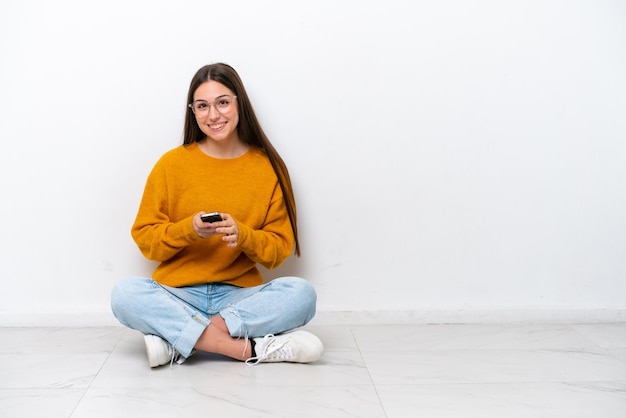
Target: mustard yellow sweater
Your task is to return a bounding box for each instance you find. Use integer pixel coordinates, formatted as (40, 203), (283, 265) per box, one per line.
(131, 143), (295, 288)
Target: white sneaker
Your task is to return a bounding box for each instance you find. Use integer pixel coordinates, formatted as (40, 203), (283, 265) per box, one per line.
(246, 330), (324, 365)
(144, 334), (187, 368)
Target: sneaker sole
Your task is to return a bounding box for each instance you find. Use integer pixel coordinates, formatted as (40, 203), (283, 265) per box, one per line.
(144, 334), (170, 368)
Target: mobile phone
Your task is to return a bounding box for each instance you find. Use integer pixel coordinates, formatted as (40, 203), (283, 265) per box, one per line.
(200, 212), (223, 223)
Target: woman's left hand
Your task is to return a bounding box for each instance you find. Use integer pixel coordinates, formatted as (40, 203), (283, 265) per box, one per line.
(217, 213), (239, 248)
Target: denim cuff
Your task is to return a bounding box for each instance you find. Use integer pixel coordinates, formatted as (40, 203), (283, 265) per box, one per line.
(221, 307), (245, 338)
(171, 314), (209, 357)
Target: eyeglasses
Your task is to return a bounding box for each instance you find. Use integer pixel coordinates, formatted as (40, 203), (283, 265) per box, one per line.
(189, 95), (237, 115)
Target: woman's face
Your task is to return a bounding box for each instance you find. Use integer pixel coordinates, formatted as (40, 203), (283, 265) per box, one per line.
(192, 81), (240, 144)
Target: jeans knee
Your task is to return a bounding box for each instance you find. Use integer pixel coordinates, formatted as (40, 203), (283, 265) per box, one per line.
(110, 278), (129, 322)
(276, 276), (317, 320)
(110, 277), (149, 323)
(111, 277), (131, 306)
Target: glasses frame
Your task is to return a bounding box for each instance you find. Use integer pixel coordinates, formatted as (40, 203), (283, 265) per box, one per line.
(188, 95), (238, 115)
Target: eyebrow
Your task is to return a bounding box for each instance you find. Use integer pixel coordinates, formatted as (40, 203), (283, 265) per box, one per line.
(193, 94), (230, 103)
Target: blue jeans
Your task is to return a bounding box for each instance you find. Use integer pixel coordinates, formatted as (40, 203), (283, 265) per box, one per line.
(110, 276), (317, 357)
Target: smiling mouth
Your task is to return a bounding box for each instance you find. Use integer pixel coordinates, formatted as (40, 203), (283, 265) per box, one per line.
(209, 122), (226, 130)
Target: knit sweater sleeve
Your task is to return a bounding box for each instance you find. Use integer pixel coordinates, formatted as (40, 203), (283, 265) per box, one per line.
(236, 182), (295, 270)
(131, 161), (202, 262)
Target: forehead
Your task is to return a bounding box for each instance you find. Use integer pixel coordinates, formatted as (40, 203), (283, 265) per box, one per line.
(193, 81), (233, 101)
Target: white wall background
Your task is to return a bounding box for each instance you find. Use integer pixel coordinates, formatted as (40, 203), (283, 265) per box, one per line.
(1, 0), (625, 326)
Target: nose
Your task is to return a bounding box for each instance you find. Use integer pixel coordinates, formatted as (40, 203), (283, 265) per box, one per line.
(207, 104), (221, 120)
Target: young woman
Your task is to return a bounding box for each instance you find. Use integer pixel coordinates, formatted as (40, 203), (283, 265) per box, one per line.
(111, 63), (323, 367)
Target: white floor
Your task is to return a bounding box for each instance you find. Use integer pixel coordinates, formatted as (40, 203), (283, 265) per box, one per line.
(1, 323), (626, 417)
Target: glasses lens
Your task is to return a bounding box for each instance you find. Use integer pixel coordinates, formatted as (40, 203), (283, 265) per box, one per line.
(191, 97), (235, 114)
(193, 102), (208, 113)
(216, 97), (232, 110)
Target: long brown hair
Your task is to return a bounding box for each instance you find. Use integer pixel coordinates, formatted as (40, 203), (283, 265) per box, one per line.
(183, 63), (300, 256)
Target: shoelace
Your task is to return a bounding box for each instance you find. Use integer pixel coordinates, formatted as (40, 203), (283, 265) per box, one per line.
(169, 346), (186, 368)
(245, 334), (292, 365)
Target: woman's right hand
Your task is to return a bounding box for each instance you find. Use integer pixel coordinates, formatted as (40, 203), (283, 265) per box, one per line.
(193, 212), (223, 238)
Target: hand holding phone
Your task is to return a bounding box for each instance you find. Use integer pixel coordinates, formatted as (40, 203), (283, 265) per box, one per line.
(200, 212), (223, 223)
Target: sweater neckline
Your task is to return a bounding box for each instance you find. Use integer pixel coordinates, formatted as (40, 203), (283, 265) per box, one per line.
(191, 142), (253, 162)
